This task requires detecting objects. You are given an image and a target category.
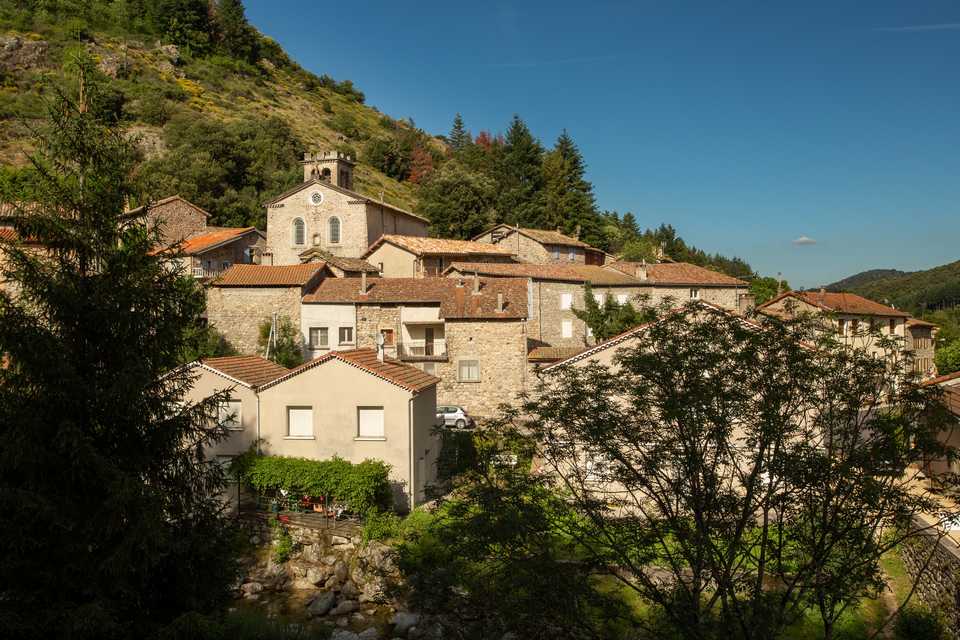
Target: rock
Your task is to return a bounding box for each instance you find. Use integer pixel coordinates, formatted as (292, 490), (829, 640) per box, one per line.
(306, 590), (336, 617)
(336, 617), (350, 627)
(0, 36), (48, 72)
(291, 578), (317, 590)
(240, 582), (263, 597)
(307, 566), (327, 585)
(331, 535), (351, 545)
(391, 612), (420, 636)
(325, 575), (340, 590)
(302, 543), (323, 563)
(351, 613), (365, 624)
(341, 579), (360, 598)
(292, 566), (306, 578)
(249, 534), (261, 545)
(323, 554), (339, 565)
(157, 43), (180, 65)
(331, 631), (360, 640)
(330, 599), (360, 616)
(358, 629), (380, 640)
(334, 560), (349, 582)
(245, 593), (260, 601)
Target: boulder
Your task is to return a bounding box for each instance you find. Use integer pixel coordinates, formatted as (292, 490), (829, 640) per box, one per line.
(331, 535), (351, 545)
(323, 554), (339, 565)
(306, 590), (336, 617)
(331, 631), (360, 640)
(341, 580), (360, 598)
(358, 629), (380, 640)
(334, 560), (349, 583)
(302, 543), (323, 563)
(0, 36), (48, 71)
(391, 612), (420, 636)
(324, 575), (340, 590)
(330, 599), (360, 616)
(307, 566), (328, 585)
(240, 582), (263, 597)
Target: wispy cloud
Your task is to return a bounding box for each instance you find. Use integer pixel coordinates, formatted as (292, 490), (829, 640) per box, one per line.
(482, 55), (618, 69)
(874, 22), (960, 33)
(792, 235), (817, 246)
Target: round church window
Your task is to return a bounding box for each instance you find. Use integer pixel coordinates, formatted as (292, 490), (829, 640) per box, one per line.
(309, 191), (323, 206)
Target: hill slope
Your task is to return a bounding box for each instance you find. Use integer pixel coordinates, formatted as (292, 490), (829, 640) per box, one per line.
(826, 261), (960, 313)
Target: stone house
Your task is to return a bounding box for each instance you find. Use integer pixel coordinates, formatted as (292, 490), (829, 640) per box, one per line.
(134, 195), (210, 246)
(472, 224), (608, 265)
(206, 263), (329, 354)
(605, 260), (753, 311)
(300, 276), (531, 417)
(263, 152), (429, 265)
(757, 290), (912, 359)
(175, 226), (265, 280)
(185, 349), (440, 510)
(906, 318), (938, 378)
(362, 234), (517, 278)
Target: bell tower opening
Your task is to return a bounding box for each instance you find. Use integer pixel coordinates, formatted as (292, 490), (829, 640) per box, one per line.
(300, 151), (355, 190)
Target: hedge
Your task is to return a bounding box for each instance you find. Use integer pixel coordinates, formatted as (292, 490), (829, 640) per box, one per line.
(234, 454), (393, 514)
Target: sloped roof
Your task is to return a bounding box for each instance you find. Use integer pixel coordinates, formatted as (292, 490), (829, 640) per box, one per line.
(0, 227), (17, 241)
(364, 234), (515, 258)
(198, 355), (289, 388)
(906, 318), (937, 328)
(474, 224), (595, 249)
(299, 247), (379, 273)
(758, 291), (910, 318)
(527, 345), (588, 363)
(607, 261), (748, 287)
(124, 195), (212, 219)
(302, 276), (528, 319)
(444, 261), (642, 286)
(925, 370), (960, 387)
(213, 263), (327, 287)
(263, 179), (428, 223)
(258, 348), (439, 394)
(179, 227), (259, 255)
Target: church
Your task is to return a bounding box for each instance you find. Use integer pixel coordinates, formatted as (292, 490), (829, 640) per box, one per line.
(262, 151), (429, 265)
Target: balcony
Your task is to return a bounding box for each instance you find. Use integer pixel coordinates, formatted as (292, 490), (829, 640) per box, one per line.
(398, 338), (448, 362)
(192, 266), (226, 279)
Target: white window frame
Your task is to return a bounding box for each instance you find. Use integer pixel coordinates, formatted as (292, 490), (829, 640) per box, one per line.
(286, 406), (314, 439)
(617, 294), (629, 305)
(292, 218), (306, 246)
(689, 288), (700, 300)
(328, 216), (341, 244)
(218, 399), (243, 431)
(309, 327), (329, 349)
(458, 359), (480, 382)
(357, 406), (386, 440)
(560, 293), (573, 310)
(562, 320), (573, 338)
(593, 291), (605, 305)
(338, 326), (354, 345)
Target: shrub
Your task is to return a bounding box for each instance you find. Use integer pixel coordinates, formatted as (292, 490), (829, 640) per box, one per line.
(362, 511), (402, 543)
(329, 112), (361, 139)
(238, 454), (393, 515)
(893, 605), (947, 640)
(321, 97), (333, 114)
(271, 519), (294, 564)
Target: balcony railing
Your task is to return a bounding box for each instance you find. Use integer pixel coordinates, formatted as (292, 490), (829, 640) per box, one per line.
(193, 266), (225, 279)
(399, 338), (447, 361)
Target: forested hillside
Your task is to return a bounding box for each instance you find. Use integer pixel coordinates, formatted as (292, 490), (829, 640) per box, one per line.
(827, 261), (960, 315)
(0, 0), (756, 278)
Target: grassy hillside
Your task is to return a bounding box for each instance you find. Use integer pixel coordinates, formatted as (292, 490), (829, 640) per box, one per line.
(828, 261), (960, 314)
(0, 7), (437, 226)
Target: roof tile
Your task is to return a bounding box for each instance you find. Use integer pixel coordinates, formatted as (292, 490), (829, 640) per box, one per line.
(607, 261), (748, 286)
(759, 291), (910, 318)
(179, 227), (258, 255)
(444, 262), (642, 286)
(365, 234), (515, 258)
(259, 348), (439, 393)
(199, 355), (289, 387)
(213, 263), (326, 287)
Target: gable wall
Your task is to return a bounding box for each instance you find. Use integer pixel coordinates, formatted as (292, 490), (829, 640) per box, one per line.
(365, 242), (417, 278)
(266, 184), (368, 265)
(206, 286), (303, 354)
(364, 203), (428, 248)
(187, 367), (260, 458)
(148, 199), (207, 246)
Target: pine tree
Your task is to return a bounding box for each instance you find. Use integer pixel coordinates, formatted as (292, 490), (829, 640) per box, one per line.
(418, 160), (497, 239)
(540, 130), (604, 247)
(495, 115), (544, 227)
(449, 113), (471, 152)
(213, 0), (259, 63)
(0, 56), (238, 638)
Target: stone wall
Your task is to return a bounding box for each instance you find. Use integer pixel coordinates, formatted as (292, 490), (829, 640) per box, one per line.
(530, 281), (646, 348)
(900, 524), (960, 638)
(646, 285), (744, 311)
(147, 198), (207, 246)
(191, 235), (265, 273)
(355, 304), (402, 360)
(206, 286), (303, 354)
(266, 184), (370, 264)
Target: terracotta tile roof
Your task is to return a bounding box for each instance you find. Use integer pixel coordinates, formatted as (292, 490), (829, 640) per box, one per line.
(198, 355), (289, 387)
(364, 234), (515, 258)
(758, 291), (910, 318)
(263, 179), (428, 223)
(607, 261), (748, 287)
(303, 276), (528, 319)
(179, 227), (259, 255)
(924, 371), (960, 387)
(299, 248), (379, 273)
(474, 224), (595, 249)
(444, 261), (642, 286)
(0, 227), (16, 241)
(213, 263), (327, 287)
(259, 348), (439, 394)
(527, 345), (588, 363)
(906, 317), (937, 328)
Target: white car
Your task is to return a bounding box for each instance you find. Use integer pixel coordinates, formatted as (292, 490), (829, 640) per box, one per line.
(436, 405), (474, 429)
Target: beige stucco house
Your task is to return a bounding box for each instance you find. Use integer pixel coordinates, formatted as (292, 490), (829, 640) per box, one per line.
(472, 224), (609, 265)
(363, 234), (516, 278)
(186, 350), (439, 510)
(263, 152), (429, 265)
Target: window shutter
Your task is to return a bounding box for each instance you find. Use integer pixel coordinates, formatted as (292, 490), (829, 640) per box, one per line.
(358, 407), (385, 438)
(288, 407), (313, 437)
(560, 293), (573, 310)
(562, 320), (573, 338)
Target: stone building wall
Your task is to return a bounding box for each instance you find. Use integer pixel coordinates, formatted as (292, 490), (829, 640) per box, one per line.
(266, 184), (369, 264)
(206, 286), (303, 354)
(901, 523), (960, 638)
(355, 304), (402, 360)
(434, 319), (529, 418)
(529, 281), (647, 348)
(147, 198), (208, 246)
(364, 202), (428, 248)
(646, 285), (744, 311)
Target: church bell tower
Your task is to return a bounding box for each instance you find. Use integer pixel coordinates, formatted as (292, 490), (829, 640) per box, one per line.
(301, 151), (355, 190)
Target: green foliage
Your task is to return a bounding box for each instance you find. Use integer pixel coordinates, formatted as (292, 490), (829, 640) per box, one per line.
(270, 519), (294, 564)
(495, 115), (545, 228)
(573, 282), (650, 341)
(436, 427), (479, 481)
(448, 112), (470, 151)
(330, 111), (362, 139)
(362, 508), (435, 544)
(0, 54), (238, 638)
(893, 606), (948, 640)
(750, 275), (790, 305)
(830, 260), (960, 315)
(540, 130), (603, 248)
(213, 0), (260, 64)
(181, 322), (237, 364)
(156, 609), (329, 640)
(418, 160), (496, 239)
(935, 339), (960, 376)
(237, 454), (393, 515)
(257, 315), (303, 368)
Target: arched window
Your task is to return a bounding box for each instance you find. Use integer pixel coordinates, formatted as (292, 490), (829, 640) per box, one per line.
(292, 218), (305, 245)
(329, 217), (341, 244)
(321, 167), (332, 182)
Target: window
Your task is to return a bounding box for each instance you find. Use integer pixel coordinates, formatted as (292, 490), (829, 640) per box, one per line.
(357, 407), (385, 439)
(338, 327), (354, 344)
(221, 260), (231, 271)
(380, 328), (395, 346)
(851, 319), (859, 334)
(320, 168), (331, 182)
(560, 293), (573, 310)
(287, 406), (313, 438)
(689, 288), (700, 300)
(562, 320), (573, 338)
(593, 291), (605, 305)
(218, 399), (242, 430)
(889, 318), (896, 334)
(568, 247), (576, 262)
(310, 191), (324, 205)
(309, 327), (328, 349)
(552, 246), (560, 260)
(329, 217), (341, 244)
(292, 218), (305, 245)
(617, 294), (629, 305)
(458, 359), (480, 382)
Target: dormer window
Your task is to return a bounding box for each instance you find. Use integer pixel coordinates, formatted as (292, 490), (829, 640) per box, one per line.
(292, 218), (305, 246)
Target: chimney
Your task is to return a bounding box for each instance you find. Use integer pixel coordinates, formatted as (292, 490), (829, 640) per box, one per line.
(636, 259), (648, 281)
(574, 224), (581, 240)
(497, 292), (504, 313)
(360, 271), (368, 294)
(473, 272), (480, 295)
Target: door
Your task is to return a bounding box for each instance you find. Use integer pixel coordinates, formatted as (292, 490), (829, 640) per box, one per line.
(424, 327), (435, 356)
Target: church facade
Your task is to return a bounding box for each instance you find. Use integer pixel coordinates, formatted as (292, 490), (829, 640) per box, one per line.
(263, 151), (429, 265)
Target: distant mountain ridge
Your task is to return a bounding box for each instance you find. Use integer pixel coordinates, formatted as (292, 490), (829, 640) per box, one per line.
(825, 261), (960, 313)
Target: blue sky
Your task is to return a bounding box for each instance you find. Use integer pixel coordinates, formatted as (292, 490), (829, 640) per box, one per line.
(244, 1), (960, 288)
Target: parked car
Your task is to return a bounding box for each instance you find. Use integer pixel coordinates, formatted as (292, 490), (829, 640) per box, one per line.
(436, 405), (474, 429)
